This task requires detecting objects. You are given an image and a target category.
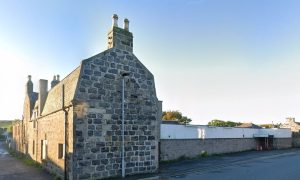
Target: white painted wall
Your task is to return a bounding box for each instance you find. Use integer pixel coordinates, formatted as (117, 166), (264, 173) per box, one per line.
(161, 124), (292, 139)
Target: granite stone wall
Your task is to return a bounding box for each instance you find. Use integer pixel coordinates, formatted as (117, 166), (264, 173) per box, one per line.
(160, 138), (292, 161)
(11, 66), (80, 179)
(12, 121), (24, 152)
(12, 16), (160, 180)
(291, 133), (300, 147)
(73, 47), (160, 179)
(273, 138), (292, 149)
(292, 138), (300, 147)
(36, 111), (66, 176)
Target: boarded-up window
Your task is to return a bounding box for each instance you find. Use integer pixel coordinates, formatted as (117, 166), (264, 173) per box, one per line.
(58, 144), (65, 159)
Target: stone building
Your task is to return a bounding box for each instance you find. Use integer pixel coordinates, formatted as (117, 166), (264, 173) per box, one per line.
(12, 14), (161, 179)
(280, 117), (300, 132)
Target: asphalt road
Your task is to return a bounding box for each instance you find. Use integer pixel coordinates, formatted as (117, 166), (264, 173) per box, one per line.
(1, 140), (300, 180)
(128, 148), (300, 180)
(0, 141), (53, 180)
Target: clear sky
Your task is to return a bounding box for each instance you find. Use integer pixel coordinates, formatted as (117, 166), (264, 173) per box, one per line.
(1, 0), (300, 125)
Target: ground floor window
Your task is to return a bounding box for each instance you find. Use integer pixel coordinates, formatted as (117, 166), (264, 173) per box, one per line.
(32, 140), (35, 155)
(41, 140), (47, 160)
(58, 143), (65, 159)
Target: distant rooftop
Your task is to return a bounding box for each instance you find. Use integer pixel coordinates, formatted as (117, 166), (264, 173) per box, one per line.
(237, 123), (262, 129)
(162, 120), (180, 125)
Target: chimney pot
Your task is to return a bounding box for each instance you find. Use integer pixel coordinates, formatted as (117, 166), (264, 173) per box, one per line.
(38, 79), (48, 116)
(112, 14), (118, 27)
(51, 75), (59, 88)
(26, 75), (33, 94)
(124, 18), (129, 31)
(107, 15), (133, 52)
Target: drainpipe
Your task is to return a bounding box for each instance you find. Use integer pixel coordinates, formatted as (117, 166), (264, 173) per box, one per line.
(62, 85), (68, 180)
(121, 72), (130, 178)
(36, 119), (38, 162)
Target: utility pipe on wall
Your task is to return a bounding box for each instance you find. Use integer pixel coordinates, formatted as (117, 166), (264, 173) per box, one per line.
(62, 85), (68, 180)
(121, 72), (130, 178)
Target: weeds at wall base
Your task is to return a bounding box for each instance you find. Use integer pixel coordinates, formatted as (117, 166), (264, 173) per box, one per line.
(160, 151), (209, 164)
(6, 147), (42, 169)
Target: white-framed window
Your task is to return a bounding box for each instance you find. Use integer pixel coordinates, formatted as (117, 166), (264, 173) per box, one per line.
(41, 140), (47, 160)
(58, 143), (65, 159)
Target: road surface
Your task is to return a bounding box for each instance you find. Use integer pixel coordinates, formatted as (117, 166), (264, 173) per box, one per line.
(127, 148), (300, 180)
(2, 141), (300, 180)
(0, 141), (53, 180)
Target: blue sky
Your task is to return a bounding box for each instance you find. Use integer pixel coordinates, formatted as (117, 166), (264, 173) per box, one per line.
(1, 0), (300, 124)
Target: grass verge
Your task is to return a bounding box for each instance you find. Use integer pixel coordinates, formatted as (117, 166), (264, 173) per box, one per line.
(6, 145), (62, 180)
(7, 147), (42, 169)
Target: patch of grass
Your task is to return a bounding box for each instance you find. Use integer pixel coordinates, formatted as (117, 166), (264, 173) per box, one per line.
(200, 151), (209, 157)
(6, 146), (63, 179)
(0, 135), (6, 141)
(0, 120), (12, 129)
(7, 148), (42, 169)
(49, 170), (62, 180)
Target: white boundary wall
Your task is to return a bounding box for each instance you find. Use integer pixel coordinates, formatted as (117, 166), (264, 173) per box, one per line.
(161, 124), (292, 139)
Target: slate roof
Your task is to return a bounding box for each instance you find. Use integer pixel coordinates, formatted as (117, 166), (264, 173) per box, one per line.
(42, 66), (81, 115)
(29, 92), (38, 103)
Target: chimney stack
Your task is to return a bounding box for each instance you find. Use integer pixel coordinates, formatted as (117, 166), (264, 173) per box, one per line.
(51, 74), (60, 88)
(51, 75), (56, 88)
(107, 14), (133, 52)
(39, 79), (48, 116)
(26, 75), (33, 94)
